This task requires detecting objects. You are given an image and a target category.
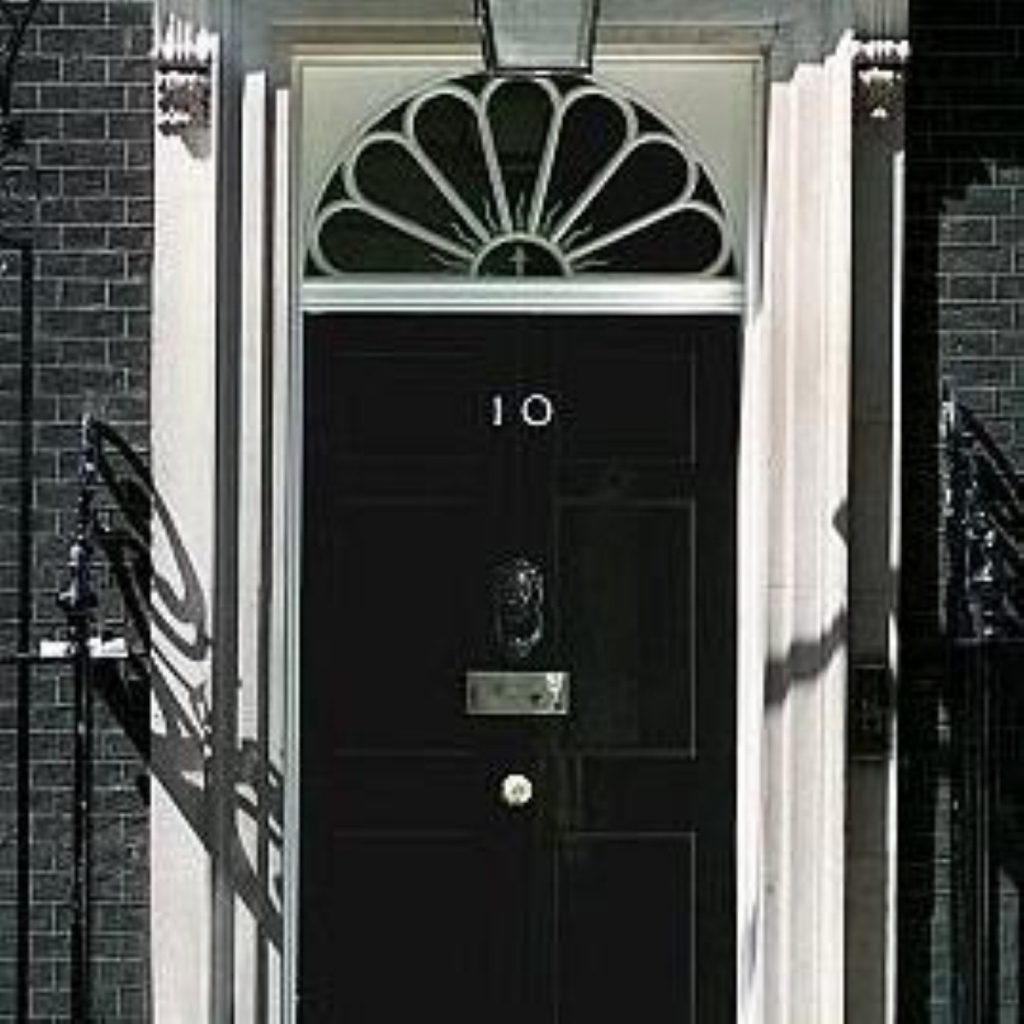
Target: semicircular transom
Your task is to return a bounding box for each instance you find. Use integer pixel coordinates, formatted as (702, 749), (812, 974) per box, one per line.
(307, 72), (738, 280)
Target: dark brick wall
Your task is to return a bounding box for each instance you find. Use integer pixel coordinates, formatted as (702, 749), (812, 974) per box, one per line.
(902, 2), (1024, 1020)
(0, 1), (152, 1021)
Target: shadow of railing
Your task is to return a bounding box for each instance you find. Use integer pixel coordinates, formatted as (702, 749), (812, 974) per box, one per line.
(87, 419), (284, 955)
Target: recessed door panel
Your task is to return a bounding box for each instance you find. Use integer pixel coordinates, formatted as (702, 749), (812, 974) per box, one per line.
(300, 314), (737, 1021)
(559, 837), (696, 1023)
(300, 837), (494, 1023)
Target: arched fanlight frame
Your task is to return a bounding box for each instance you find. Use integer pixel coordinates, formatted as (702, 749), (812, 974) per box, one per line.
(307, 73), (738, 280)
(476, 0), (600, 75)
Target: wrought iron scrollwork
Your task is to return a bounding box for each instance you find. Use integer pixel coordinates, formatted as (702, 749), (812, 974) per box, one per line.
(57, 416), (100, 625)
(943, 390), (1024, 642)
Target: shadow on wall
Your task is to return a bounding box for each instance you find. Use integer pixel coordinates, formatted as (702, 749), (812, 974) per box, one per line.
(765, 608), (849, 707)
(88, 421), (284, 960)
(764, 498), (852, 708)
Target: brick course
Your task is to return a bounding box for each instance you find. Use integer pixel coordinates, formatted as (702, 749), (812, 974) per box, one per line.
(0, 2), (152, 1021)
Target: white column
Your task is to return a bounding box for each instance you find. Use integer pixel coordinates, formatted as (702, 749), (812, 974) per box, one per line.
(269, 82), (295, 1024)
(233, 70), (277, 1023)
(761, 32), (854, 1024)
(150, 22), (219, 1024)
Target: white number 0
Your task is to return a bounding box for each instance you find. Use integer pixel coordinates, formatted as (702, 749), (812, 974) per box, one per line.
(491, 393), (555, 429)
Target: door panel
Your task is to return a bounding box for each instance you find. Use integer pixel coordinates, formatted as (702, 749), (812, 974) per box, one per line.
(301, 836), (493, 1020)
(300, 314), (737, 1022)
(559, 837), (695, 1022)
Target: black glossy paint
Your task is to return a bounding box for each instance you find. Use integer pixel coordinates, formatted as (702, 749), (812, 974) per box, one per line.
(300, 314), (737, 1022)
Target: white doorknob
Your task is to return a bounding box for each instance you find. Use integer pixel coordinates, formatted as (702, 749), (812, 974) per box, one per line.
(500, 773), (533, 808)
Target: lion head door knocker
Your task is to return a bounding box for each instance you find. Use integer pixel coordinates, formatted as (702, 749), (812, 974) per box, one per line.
(492, 557), (545, 664)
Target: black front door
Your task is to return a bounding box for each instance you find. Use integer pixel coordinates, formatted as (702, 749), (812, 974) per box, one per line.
(299, 313), (737, 1022)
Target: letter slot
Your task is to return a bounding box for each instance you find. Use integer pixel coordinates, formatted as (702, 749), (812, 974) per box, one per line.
(465, 670), (570, 716)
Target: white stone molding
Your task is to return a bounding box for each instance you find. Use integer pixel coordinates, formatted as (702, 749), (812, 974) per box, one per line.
(233, 70), (272, 1023)
(271, 83), (295, 1024)
(150, 21), (219, 1018)
(760, 31), (854, 1024)
(301, 276), (744, 312)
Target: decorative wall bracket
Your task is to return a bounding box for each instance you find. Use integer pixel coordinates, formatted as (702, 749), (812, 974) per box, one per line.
(853, 38), (909, 123)
(155, 15), (213, 138)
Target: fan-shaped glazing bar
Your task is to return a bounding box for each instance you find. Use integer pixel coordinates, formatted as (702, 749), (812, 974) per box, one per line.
(312, 198), (476, 275)
(530, 83), (638, 236)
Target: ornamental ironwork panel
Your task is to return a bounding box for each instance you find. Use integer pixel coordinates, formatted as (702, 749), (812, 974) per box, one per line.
(941, 389), (1024, 1022)
(943, 392), (1024, 643)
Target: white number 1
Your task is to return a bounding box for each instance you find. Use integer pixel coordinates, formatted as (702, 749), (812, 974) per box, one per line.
(492, 394), (505, 428)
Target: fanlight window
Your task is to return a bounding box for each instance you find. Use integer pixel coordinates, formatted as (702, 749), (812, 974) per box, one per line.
(307, 74), (736, 278)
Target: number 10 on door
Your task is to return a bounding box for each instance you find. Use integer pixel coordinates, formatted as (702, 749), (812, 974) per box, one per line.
(490, 393), (556, 429)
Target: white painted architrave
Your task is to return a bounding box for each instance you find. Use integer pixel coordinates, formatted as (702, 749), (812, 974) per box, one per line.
(302, 277), (744, 312)
(759, 33), (854, 1024)
(271, 83), (294, 1024)
(235, 69), (269, 1024)
(150, 30), (219, 1024)
(282, 52), (764, 1024)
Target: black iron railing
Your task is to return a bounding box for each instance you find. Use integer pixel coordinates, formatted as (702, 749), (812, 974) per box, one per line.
(2, 406), (149, 1022)
(0, 3), (52, 1019)
(942, 389), (1024, 1022)
(943, 394), (1024, 643)
(3, 233), (34, 1024)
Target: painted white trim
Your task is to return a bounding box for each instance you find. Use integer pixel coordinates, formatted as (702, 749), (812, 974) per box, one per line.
(235, 69), (268, 1023)
(150, 31), (220, 1024)
(282, 49), (761, 1024)
(266, 85), (290, 1024)
(885, 147), (905, 1024)
(736, 52), (766, 1024)
(275, 82), (303, 1024)
(759, 33), (853, 1024)
(301, 277), (744, 314)
(276, 25), (777, 59)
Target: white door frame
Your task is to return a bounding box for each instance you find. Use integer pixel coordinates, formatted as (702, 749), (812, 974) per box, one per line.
(272, 50), (768, 1024)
